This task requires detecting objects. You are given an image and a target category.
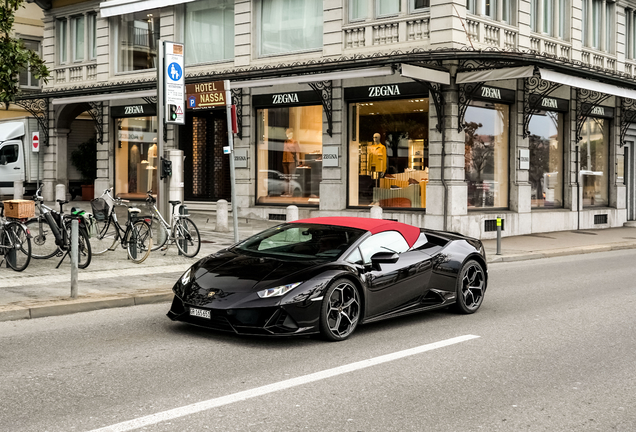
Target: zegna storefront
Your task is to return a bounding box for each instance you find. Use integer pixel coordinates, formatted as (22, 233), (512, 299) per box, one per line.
(217, 62), (634, 238)
(45, 60), (636, 239)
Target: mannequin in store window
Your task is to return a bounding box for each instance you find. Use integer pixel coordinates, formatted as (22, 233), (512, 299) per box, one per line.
(367, 133), (387, 181)
(282, 128), (301, 196)
(147, 138), (158, 194)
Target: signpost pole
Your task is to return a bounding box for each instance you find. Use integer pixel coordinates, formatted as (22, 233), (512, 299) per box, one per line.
(157, 41), (166, 218)
(224, 80), (239, 243)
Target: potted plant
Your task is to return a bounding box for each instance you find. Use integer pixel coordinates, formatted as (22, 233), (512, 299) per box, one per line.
(70, 137), (97, 201)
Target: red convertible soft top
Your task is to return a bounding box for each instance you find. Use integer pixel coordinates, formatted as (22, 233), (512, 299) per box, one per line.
(291, 217), (421, 247)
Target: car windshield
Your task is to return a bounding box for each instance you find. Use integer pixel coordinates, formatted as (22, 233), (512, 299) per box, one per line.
(233, 223), (366, 260)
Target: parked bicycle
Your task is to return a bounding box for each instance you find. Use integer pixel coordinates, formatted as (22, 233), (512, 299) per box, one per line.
(25, 185), (92, 269)
(88, 188), (153, 263)
(145, 192), (201, 258)
(0, 203), (32, 272)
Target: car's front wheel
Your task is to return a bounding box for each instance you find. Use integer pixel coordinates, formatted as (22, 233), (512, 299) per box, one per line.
(319, 278), (361, 341)
(453, 259), (486, 314)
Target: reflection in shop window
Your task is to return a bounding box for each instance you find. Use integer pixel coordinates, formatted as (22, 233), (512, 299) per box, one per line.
(529, 111), (563, 208)
(580, 117), (609, 207)
(256, 106), (323, 205)
(464, 101), (509, 209)
(349, 99), (429, 209)
(115, 116), (159, 199)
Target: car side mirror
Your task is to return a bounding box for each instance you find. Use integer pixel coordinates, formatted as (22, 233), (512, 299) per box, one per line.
(370, 252), (399, 270)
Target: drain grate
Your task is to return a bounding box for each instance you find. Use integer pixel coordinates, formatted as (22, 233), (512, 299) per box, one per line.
(268, 214), (286, 221)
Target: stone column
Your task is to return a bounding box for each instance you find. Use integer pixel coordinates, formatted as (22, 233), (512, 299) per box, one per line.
(427, 62), (468, 232)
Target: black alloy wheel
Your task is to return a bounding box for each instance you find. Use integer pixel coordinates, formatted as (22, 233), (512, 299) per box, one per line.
(319, 278), (361, 341)
(454, 259), (486, 314)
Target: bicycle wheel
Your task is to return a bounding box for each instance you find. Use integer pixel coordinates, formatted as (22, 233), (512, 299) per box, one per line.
(65, 222), (92, 269)
(4, 222), (32, 272)
(89, 216), (118, 255)
(24, 216), (59, 259)
(175, 217), (201, 258)
(147, 215), (169, 251)
(126, 220), (152, 264)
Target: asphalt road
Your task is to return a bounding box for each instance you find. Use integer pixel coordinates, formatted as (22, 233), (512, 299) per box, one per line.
(1, 249), (635, 432)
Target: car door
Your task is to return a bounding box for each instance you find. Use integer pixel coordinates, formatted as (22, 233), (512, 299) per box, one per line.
(354, 231), (433, 318)
(0, 142), (23, 195)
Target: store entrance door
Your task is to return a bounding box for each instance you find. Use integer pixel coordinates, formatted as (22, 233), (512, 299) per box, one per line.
(180, 110), (231, 202)
(625, 142), (635, 221)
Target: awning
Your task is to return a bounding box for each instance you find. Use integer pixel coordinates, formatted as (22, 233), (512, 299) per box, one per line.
(229, 67), (395, 89)
(456, 65), (636, 100)
(99, 0), (195, 18)
(400, 64), (450, 85)
(456, 66), (535, 84)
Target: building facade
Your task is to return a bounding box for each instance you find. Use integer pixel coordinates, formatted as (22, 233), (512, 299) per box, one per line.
(21, 0), (636, 238)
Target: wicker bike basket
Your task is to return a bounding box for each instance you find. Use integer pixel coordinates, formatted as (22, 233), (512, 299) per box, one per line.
(90, 197), (111, 221)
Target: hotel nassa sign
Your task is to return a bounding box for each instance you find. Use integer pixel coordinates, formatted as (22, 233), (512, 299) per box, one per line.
(186, 81), (227, 109)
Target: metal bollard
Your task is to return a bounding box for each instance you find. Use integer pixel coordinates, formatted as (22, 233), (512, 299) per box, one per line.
(286, 205), (299, 222)
(496, 217), (502, 255)
(70, 219), (78, 298)
(216, 199), (229, 232)
(370, 204), (383, 219)
(13, 181), (23, 200)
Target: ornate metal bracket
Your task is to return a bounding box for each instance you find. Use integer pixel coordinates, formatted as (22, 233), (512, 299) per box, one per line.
(231, 88), (243, 140)
(458, 82), (485, 132)
(523, 72), (562, 138)
(620, 98), (636, 147)
(409, 79), (444, 133)
(308, 81), (333, 137)
(12, 98), (50, 146)
(576, 88), (612, 143)
(87, 101), (104, 144)
(142, 96), (157, 105)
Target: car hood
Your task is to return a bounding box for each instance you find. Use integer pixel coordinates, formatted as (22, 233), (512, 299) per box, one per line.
(192, 250), (315, 293)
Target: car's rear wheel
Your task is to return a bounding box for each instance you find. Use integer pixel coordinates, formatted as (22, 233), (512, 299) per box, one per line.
(453, 259), (486, 314)
(319, 279), (361, 341)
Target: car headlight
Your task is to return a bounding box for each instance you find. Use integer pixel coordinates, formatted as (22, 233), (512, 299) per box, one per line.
(257, 282), (302, 298)
(181, 267), (193, 286)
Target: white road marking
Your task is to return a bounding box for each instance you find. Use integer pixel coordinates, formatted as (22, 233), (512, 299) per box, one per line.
(88, 334), (480, 432)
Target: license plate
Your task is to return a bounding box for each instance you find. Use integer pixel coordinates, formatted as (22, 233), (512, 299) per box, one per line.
(189, 307), (211, 319)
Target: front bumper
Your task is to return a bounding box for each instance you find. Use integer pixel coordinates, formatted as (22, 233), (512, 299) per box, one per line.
(167, 295), (321, 336)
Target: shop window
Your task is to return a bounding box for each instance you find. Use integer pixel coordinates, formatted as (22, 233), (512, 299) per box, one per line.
(185, 0), (234, 65)
(256, 105), (323, 205)
(580, 117), (609, 207)
(464, 101), (509, 209)
(57, 18), (68, 64)
(348, 99), (429, 209)
(115, 116), (159, 199)
(528, 111), (564, 208)
(115, 9), (160, 72)
(19, 39), (41, 89)
(259, 0), (322, 56)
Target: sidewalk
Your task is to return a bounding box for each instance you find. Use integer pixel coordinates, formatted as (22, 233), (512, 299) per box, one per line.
(2, 207), (636, 322)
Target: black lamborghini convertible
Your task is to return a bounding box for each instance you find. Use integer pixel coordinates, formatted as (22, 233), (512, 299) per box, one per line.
(167, 217), (488, 341)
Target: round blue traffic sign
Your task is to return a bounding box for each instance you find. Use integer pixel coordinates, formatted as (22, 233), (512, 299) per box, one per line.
(167, 62), (182, 81)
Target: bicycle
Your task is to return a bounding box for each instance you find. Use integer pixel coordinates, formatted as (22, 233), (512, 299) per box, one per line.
(88, 188), (153, 263)
(24, 185), (92, 269)
(144, 192), (201, 258)
(0, 203), (32, 272)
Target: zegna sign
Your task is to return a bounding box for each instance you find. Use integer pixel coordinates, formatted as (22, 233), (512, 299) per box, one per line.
(582, 103), (614, 118)
(253, 90), (322, 107)
(344, 82), (428, 101)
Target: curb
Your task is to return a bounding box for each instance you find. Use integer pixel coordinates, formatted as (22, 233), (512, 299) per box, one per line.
(0, 291), (173, 323)
(486, 243), (636, 263)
